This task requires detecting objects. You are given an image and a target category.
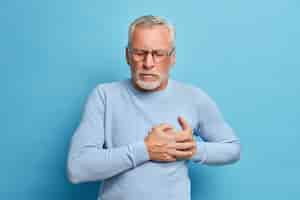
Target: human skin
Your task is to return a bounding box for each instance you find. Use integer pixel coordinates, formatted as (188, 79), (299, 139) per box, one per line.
(144, 117), (197, 162)
(126, 25), (196, 161)
(126, 25), (175, 92)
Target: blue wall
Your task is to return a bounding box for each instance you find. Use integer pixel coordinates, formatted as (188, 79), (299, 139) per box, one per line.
(1, 0), (299, 199)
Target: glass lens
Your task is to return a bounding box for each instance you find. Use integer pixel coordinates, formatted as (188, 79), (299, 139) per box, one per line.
(129, 48), (172, 63)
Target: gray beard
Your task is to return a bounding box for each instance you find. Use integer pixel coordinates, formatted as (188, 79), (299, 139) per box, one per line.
(135, 79), (161, 90)
(132, 72), (168, 91)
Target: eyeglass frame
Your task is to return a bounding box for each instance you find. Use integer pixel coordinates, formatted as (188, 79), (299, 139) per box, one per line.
(127, 46), (175, 63)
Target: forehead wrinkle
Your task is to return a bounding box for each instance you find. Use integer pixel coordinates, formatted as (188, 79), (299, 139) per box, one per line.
(131, 25), (172, 50)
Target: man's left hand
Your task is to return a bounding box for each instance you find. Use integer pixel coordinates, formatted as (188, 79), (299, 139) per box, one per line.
(167, 116), (197, 160)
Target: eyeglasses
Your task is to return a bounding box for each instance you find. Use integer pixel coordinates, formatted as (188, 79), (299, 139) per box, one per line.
(127, 47), (175, 63)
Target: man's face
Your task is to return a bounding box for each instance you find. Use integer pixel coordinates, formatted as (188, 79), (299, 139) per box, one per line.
(126, 25), (176, 91)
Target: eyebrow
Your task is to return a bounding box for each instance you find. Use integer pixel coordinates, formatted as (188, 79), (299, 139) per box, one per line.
(131, 48), (170, 51)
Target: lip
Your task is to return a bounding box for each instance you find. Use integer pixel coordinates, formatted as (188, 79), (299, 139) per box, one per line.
(140, 74), (157, 77)
(140, 74), (157, 80)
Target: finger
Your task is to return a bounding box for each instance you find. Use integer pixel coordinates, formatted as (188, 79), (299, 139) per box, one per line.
(165, 127), (177, 133)
(163, 154), (176, 162)
(180, 146), (197, 154)
(164, 128), (177, 139)
(168, 149), (193, 159)
(178, 116), (189, 131)
(174, 141), (196, 150)
(175, 131), (193, 142)
(155, 123), (174, 132)
(160, 131), (176, 143)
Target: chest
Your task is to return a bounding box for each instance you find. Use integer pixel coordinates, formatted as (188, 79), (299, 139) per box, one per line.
(104, 97), (199, 148)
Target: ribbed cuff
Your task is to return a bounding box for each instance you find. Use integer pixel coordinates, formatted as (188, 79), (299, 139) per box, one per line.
(191, 141), (207, 164)
(128, 140), (150, 167)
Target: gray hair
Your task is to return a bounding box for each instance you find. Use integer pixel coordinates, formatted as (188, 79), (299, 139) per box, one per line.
(127, 15), (176, 48)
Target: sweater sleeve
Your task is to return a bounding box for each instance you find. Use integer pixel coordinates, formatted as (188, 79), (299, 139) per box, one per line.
(190, 92), (241, 165)
(67, 86), (149, 184)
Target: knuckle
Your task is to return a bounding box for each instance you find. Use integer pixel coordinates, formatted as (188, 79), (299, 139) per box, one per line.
(163, 154), (169, 159)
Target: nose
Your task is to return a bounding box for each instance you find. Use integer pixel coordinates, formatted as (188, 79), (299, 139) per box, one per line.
(143, 52), (155, 70)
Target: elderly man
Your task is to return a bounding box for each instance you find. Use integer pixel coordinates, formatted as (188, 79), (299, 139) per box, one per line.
(67, 15), (241, 200)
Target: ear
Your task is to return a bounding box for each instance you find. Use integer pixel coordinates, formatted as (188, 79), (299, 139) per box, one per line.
(170, 50), (176, 67)
(126, 47), (131, 65)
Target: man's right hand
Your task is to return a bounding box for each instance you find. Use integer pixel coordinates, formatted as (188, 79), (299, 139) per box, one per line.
(144, 124), (177, 162)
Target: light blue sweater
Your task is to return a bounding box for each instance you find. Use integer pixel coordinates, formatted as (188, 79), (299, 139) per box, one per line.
(67, 78), (241, 200)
